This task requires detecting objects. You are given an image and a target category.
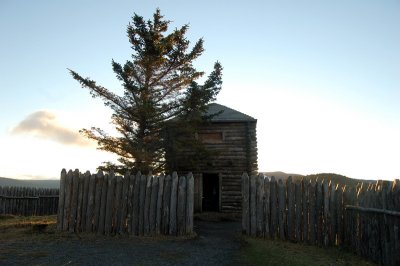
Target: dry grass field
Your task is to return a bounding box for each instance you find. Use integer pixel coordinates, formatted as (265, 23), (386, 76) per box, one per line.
(239, 237), (376, 265)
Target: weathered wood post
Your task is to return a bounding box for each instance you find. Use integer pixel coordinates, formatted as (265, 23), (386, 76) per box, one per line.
(11, 187), (16, 215)
(127, 173), (135, 234)
(294, 180), (302, 242)
(33, 187), (38, 216)
(24, 187), (29, 216)
(28, 187), (35, 216)
(9, 187), (14, 215)
(57, 169), (66, 230)
(63, 170), (73, 231)
(250, 174), (257, 236)
(177, 175), (187, 236)
(366, 184), (375, 258)
(336, 184), (344, 247)
(380, 181), (390, 266)
(342, 185), (351, 248)
(69, 169), (80, 232)
(80, 171), (90, 231)
(277, 179), (286, 240)
(22, 186), (27, 215)
(287, 176), (295, 241)
(350, 186), (358, 252)
(93, 171), (104, 233)
(316, 180), (323, 246)
(186, 173), (194, 235)
(264, 176), (271, 238)
(149, 175), (159, 235)
(0, 186), (3, 215)
(104, 172), (116, 235)
(119, 172), (130, 234)
(86, 173), (96, 232)
(169, 172), (179, 235)
(256, 174), (265, 237)
(156, 174), (165, 235)
(242, 172), (250, 235)
(16, 187), (20, 214)
(16, 187), (21, 215)
(348, 186), (357, 250)
(138, 174), (147, 236)
(2, 187), (7, 215)
(114, 175), (123, 234)
(309, 180), (316, 245)
(354, 183), (362, 255)
(392, 180), (400, 266)
(144, 173), (153, 235)
(2, 187), (7, 214)
(270, 176), (278, 238)
(162, 175), (172, 234)
(98, 172), (109, 235)
(131, 172), (140, 235)
(76, 172), (85, 232)
(7, 187), (12, 214)
(4, 187), (9, 214)
(323, 180), (330, 246)
(329, 182), (336, 246)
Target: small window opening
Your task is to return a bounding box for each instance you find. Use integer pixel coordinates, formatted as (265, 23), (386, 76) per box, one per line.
(197, 132), (223, 143)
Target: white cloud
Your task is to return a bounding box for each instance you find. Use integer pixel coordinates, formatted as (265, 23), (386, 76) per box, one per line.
(1, 107), (119, 179)
(11, 110), (93, 147)
(0, 107), (116, 179)
(0, 135), (118, 180)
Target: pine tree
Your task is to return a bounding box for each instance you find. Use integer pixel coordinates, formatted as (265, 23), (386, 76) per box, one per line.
(69, 9), (222, 174)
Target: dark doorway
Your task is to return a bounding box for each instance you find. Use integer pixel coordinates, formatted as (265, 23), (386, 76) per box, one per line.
(202, 173), (219, 212)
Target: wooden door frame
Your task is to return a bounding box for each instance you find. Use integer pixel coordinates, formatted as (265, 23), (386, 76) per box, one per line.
(200, 172), (221, 212)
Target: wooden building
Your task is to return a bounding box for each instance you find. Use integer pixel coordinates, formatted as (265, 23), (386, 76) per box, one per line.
(165, 103), (258, 213)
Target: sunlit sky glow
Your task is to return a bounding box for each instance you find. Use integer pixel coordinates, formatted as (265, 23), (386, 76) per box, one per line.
(0, 1), (399, 180)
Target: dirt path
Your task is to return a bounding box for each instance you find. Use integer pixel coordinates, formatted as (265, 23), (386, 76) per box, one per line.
(0, 220), (242, 265)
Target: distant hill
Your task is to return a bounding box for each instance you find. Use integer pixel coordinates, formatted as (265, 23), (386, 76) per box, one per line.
(261, 172), (375, 187)
(262, 171), (304, 181)
(305, 173), (375, 187)
(0, 177), (60, 189)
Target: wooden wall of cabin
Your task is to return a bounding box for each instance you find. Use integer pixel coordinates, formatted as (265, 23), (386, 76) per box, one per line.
(190, 121), (258, 213)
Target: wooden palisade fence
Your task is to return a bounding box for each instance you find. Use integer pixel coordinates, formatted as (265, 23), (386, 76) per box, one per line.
(242, 173), (400, 266)
(57, 169), (194, 236)
(0, 186), (59, 216)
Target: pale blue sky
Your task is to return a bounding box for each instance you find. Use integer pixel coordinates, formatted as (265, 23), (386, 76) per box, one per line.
(1, 1), (399, 180)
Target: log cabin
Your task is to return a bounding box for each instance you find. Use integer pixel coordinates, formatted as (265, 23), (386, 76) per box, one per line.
(165, 103), (258, 213)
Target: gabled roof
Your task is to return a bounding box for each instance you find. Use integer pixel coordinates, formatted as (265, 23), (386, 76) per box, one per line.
(205, 103), (256, 122)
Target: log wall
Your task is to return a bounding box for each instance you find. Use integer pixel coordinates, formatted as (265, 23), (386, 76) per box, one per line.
(57, 169), (194, 236)
(0, 186), (58, 216)
(170, 121), (258, 213)
(202, 122), (257, 213)
(242, 173), (400, 266)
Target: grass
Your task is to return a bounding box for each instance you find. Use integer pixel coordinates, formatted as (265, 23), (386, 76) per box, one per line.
(0, 214), (196, 242)
(239, 237), (377, 266)
(0, 215), (58, 260)
(0, 214), (58, 240)
(0, 244), (50, 260)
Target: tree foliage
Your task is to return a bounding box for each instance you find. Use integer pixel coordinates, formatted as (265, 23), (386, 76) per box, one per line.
(69, 9), (222, 174)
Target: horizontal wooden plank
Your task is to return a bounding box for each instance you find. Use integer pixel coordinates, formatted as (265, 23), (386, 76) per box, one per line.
(345, 205), (400, 216)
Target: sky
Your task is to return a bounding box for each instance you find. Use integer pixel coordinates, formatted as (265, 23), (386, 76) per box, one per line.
(0, 0), (399, 180)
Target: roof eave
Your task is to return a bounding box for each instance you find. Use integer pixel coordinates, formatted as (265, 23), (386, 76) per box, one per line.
(209, 119), (257, 123)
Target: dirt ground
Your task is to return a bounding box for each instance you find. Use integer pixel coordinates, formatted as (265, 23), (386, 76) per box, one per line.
(0, 220), (243, 266)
